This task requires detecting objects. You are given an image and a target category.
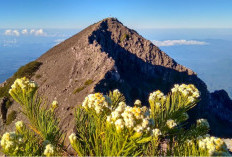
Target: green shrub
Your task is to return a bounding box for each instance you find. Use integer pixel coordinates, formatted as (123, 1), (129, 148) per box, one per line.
(73, 79), (94, 94)
(35, 74), (42, 79)
(120, 34), (129, 42)
(1, 78), (231, 156)
(0, 61), (42, 99)
(1, 77), (63, 156)
(6, 110), (17, 125)
(69, 85), (231, 156)
(73, 86), (85, 94)
(5, 99), (13, 109)
(84, 79), (93, 86)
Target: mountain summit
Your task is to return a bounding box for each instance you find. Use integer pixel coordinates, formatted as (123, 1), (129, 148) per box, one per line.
(2, 18), (232, 143)
(35, 17), (208, 135)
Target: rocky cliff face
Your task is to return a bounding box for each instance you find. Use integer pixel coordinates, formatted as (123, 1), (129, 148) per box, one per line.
(1, 18), (231, 141)
(207, 90), (232, 137)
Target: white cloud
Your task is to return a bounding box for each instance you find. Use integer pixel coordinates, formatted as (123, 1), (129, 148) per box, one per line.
(34, 29), (46, 36)
(30, 29), (35, 34)
(4, 29), (20, 36)
(29, 29), (46, 36)
(4, 29), (47, 36)
(12, 30), (20, 36)
(21, 29), (28, 35)
(2, 39), (17, 47)
(4, 29), (12, 35)
(13, 30), (20, 36)
(54, 38), (65, 45)
(152, 40), (208, 46)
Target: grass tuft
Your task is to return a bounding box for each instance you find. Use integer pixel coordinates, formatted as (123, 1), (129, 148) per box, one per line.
(35, 74), (42, 79)
(73, 86), (85, 94)
(73, 79), (94, 94)
(84, 80), (93, 86)
(6, 110), (17, 125)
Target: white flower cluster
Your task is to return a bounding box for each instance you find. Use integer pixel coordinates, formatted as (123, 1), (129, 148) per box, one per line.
(186, 139), (194, 145)
(112, 89), (121, 97)
(82, 93), (111, 114)
(171, 84), (200, 102)
(51, 100), (58, 111)
(152, 128), (162, 137)
(197, 119), (210, 129)
(1, 121), (28, 153)
(15, 121), (25, 132)
(134, 99), (142, 107)
(198, 136), (230, 156)
(166, 119), (177, 129)
(44, 144), (55, 156)
(149, 90), (166, 102)
(9, 77), (38, 94)
(1, 132), (20, 152)
(107, 102), (152, 133)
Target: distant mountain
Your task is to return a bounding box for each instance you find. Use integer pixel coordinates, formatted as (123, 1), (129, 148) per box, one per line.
(1, 18), (232, 145)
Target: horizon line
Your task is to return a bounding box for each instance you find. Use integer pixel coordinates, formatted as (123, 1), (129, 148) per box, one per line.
(1, 27), (232, 30)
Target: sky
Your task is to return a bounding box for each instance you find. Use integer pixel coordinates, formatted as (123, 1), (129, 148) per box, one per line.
(1, 0), (232, 29)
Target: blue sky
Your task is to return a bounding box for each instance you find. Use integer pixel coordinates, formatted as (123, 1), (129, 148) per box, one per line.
(1, 0), (232, 29)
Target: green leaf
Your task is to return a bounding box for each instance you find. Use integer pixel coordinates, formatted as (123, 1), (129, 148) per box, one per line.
(136, 136), (152, 144)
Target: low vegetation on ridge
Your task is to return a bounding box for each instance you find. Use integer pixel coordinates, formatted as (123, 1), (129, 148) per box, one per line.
(0, 77), (231, 156)
(0, 61), (42, 99)
(73, 79), (93, 94)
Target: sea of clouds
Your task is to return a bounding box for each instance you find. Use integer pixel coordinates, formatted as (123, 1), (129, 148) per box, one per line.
(152, 40), (208, 46)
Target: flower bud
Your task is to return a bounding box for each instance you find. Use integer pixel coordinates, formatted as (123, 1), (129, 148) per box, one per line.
(69, 133), (77, 144)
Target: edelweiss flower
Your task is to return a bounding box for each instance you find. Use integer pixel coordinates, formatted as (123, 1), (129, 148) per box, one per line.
(107, 103), (152, 133)
(51, 100), (58, 110)
(197, 136), (229, 156)
(152, 128), (162, 137)
(9, 77), (38, 100)
(134, 99), (142, 106)
(82, 93), (111, 114)
(171, 84), (200, 103)
(115, 119), (125, 130)
(166, 119), (177, 129)
(1, 132), (17, 151)
(69, 133), (77, 144)
(149, 90), (166, 102)
(15, 121), (25, 131)
(44, 144), (55, 156)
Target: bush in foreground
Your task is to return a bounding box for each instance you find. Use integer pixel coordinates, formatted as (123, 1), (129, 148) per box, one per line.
(0, 77), (230, 156)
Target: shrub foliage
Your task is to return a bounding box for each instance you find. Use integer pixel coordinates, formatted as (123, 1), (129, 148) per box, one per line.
(0, 77), (231, 156)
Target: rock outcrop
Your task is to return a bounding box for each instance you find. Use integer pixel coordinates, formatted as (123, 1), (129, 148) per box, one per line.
(0, 97), (7, 124)
(207, 90), (232, 137)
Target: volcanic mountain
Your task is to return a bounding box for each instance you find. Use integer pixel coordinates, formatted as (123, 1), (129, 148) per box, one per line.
(1, 18), (232, 144)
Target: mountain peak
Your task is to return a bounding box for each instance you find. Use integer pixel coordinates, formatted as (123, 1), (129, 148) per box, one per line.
(99, 17), (121, 23)
(88, 18), (195, 75)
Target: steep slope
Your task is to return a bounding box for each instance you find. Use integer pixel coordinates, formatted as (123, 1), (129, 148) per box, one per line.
(1, 18), (231, 146)
(32, 18), (209, 138)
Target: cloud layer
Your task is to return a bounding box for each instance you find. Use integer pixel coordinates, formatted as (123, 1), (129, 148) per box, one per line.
(152, 40), (208, 46)
(54, 39), (65, 45)
(4, 29), (47, 36)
